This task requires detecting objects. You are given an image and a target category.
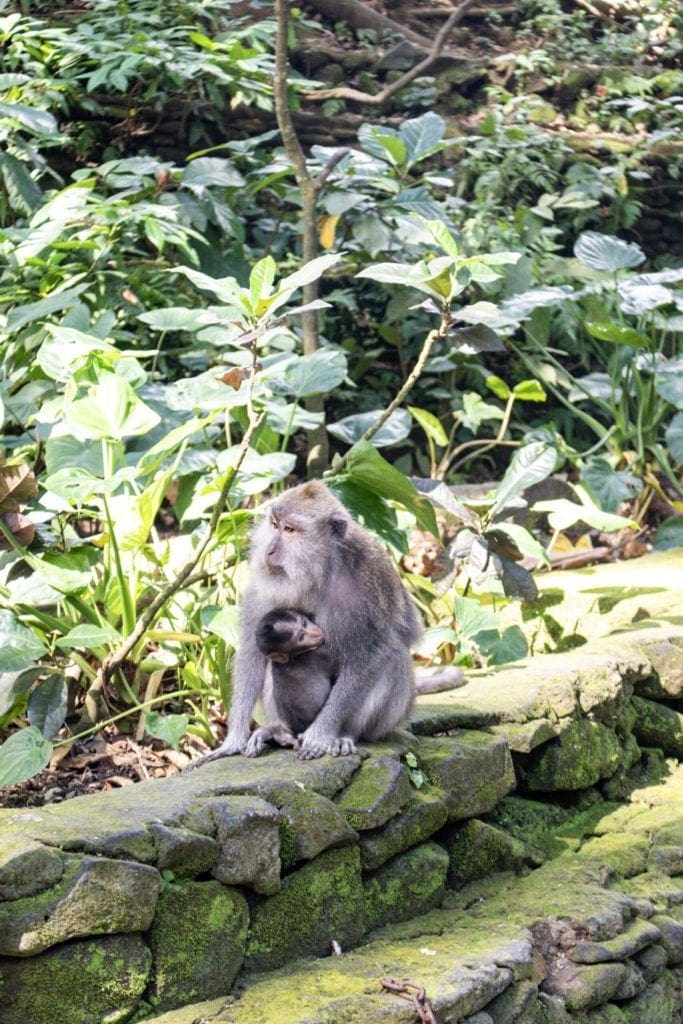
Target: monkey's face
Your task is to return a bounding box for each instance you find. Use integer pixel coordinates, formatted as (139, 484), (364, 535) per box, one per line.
(256, 609), (325, 661)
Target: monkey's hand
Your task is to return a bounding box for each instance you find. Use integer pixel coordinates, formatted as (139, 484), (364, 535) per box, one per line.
(297, 730), (357, 760)
(244, 728), (269, 758)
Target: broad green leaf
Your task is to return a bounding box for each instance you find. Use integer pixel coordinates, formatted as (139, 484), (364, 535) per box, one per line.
(574, 232), (644, 273)
(491, 442), (557, 517)
(265, 402), (324, 434)
(411, 479), (481, 530)
(56, 624), (121, 651)
(412, 626), (458, 658)
(512, 380), (546, 402)
(28, 674), (67, 740)
(653, 517), (683, 551)
(619, 281), (672, 316)
(182, 157), (245, 188)
(145, 712), (189, 750)
(569, 373), (618, 404)
(216, 447), (295, 500)
(460, 393), (504, 432)
(6, 283), (88, 334)
(400, 112), (445, 165)
(276, 253), (341, 296)
(116, 470), (174, 551)
(66, 375), (160, 440)
(0, 667), (43, 717)
(0, 151), (43, 214)
(328, 409), (411, 448)
(373, 132), (407, 166)
(476, 625), (528, 665)
(38, 327), (116, 381)
(534, 497), (636, 532)
(487, 376), (511, 400)
(581, 458), (642, 512)
(137, 307), (216, 332)
(268, 348), (347, 399)
(450, 324), (505, 355)
(501, 286), (575, 320)
(0, 612), (47, 672)
(341, 441), (439, 536)
(453, 594), (499, 639)
(35, 548), (100, 594)
(0, 101), (57, 134)
(656, 375), (683, 410)
(0, 726), (53, 787)
(584, 321), (649, 348)
(418, 217), (459, 259)
(166, 367), (252, 412)
(249, 255), (277, 306)
(202, 604), (240, 646)
(408, 406), (448, 447)
(173, 266), (244, 305)
(666, 413), (683, 463)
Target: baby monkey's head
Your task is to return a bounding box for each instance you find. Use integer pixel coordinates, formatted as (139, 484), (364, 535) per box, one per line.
(255, 608), (325, 664)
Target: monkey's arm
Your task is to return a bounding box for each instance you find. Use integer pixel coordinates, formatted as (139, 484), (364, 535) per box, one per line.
(217, 635), (268, 756)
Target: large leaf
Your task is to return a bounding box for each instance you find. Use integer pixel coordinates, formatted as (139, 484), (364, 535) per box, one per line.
(35, 548), (100, 594)
(6, 283), (89, 334)
(653, 517), (683, 551)
(275, 253), (341, 297)
(327, 409), (411, 448)
(55, 624), (121, 651)
(574, 232), (644, 273)
(411, 478), (481, 529)
(584, 321), (649, 348)
(0, 667), (43, 718)
(181, 157), (245, 189)
(490, 442), (557, 517)
(666, 413), (683, 463)
(408, 407), (448, 447)
(0, 611), (47, 673)
(201, 604), (240, 646)
(400, 112), (445, 166)
(581, 458), (642, 512)
(449, 324), (505, 355)
(145, 712), (189, 750)
(618, 281), (673, 316)
(341, 442), (438, 536)
(66, 375), (160, 440)
(476, 625), (528, 665)
(328, 479), (408, 554)
(656, 374), (683, 410)
(28, 674), (67, 740)
(501, 286), (575, 320)
(534, 497), (636, 532)
(267, 348), (347, 399)
(0, 726), (53, 787)
(452, 595), (499, 639)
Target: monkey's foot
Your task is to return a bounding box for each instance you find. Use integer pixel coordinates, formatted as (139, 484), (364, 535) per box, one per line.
(298, 734), (357, 759)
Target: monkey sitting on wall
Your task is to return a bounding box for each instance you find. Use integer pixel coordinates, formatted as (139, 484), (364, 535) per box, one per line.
(203, 480), (463, 763)
(244, 607), (333, 757)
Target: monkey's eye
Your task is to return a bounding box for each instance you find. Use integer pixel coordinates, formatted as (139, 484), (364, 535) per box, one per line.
(297, 631), (305, 642)
(283, 524), (295, 534)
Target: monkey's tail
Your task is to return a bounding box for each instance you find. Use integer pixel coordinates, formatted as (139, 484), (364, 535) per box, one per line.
(414, 666), (466, 694)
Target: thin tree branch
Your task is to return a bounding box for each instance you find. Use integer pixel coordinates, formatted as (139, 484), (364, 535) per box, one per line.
(304, 0), (479, 105)
(329, 310), (453, 477)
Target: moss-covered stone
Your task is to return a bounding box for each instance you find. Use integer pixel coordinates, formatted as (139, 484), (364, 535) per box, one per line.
(443, 819), (544, 889)
(631, 696), (683, 758)
(149, 823), (219, 877)
(635, 941), (668, 983)
(244, 845), (365, 972)
(0, 855), (161, 956)
(273, 788), (357, 868)
(542, 962), (627, 1012)
(363, 841), (448, 931)
(569, 918), (662, 964)
(635, 639), (683, 700)
(650, 915), (683, 964)
(210, 796), (281, 895)
(419, 732), (515, 820)
(620, 972), (679, 1023)
(490, 718), (558, 753)
(0, 836), (64, 901)
(0, 932), (151, 1024)
(359, 788), (449, 871)
(521, 719), (622, 792)
(148, 879), (248, 1011)
(335, 755), (411, 831)
(571, 1005), (625, 1024)
(484, 978), (541, 1023)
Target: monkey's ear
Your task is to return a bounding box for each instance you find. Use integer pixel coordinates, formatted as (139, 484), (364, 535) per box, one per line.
(329, 515), (348, 539)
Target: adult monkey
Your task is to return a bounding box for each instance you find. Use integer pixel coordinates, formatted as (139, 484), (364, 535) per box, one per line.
(219, 480), (426, 760)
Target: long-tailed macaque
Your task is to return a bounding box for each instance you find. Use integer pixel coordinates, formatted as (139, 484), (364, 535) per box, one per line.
(218, 480), (423, 760)
(244, 608), (333, 756)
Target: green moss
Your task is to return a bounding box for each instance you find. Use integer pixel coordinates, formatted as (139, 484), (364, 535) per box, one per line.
(148, 880), (248, 1012)
(245, 846), (365, 972)
(363, 841), (448, 931)
(522, 719), (622, 792)
(442, 819), (543, 888)
(0, 934), (151, 1024)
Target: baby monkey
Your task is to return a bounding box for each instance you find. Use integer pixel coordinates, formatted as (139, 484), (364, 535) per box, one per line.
(245, 607), (333, 757)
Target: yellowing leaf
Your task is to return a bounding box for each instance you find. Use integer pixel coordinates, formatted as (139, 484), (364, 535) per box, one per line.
(318, 214), (341, 250)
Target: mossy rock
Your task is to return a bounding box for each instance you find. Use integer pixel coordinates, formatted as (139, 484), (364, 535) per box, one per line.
(335, 755), (411, 831)
(0, 932), (151, 1024)
(443, 819), (544, 888)
(520, 719), (622, 792)
(244, 845), (365, 972)
(363, 841), (448, 931)
(0, 836), (64, 901)
(358, 788), (449, 871)
(631, 696), (683, 759)
(148, 879), (248, 1011)
(418, 732), (515, 820)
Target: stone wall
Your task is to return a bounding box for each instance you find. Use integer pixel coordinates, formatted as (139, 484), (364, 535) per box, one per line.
(0, 625), (681, 1024)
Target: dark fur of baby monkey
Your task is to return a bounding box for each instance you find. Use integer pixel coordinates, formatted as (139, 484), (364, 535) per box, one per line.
(244, 608), (333, 756)
(193, 480), (465, 765)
